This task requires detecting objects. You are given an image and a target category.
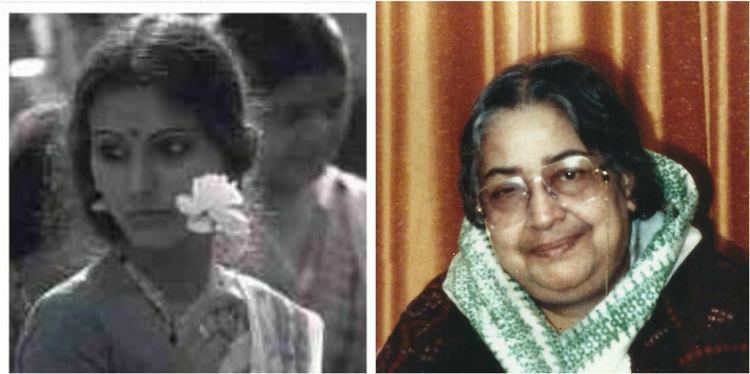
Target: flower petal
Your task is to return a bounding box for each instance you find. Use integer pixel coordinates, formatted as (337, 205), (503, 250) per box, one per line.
(186, 215), (214, 234)
(176, 194), (201, 215)
(210, 208), (250, 235)
(175, 173), (247, 235)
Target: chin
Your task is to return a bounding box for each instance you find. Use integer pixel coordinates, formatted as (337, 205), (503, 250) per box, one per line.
(129, 239), (179, 251)
(125, 229), (187, 251)
(266, 164), (325, 191)
(528, 273), (610, 307)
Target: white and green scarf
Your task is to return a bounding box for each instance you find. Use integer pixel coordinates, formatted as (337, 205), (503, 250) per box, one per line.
(443, 152), (701, 372)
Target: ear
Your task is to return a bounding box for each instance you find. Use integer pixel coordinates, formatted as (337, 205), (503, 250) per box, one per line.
(91, 196), (108, 213)
(620, 172), (637, 213)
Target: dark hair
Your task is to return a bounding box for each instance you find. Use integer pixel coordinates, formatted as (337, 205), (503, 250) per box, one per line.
(217, 13), (350, 100)
(459, 54), (664, 228)
(68, 14), (256, 241)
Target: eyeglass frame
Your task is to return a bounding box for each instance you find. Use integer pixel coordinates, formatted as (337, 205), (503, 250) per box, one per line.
(474, 154), (612, 219)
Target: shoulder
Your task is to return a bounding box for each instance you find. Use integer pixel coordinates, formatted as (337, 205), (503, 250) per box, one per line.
(24, 264), (107, 320)
(665, 239), (747, 339)
(670, 238), (747, 306)
(15, 265), (110, 372)
(218, 267), (324, 371)
(314, 165), (367, 270)
(631, 240), (748, 372)
(377, 273), (501, 373)
(218, 267), (323, 330)
(314, 165), (366, 210)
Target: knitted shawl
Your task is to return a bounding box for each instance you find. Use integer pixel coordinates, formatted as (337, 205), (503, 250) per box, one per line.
(443, 152), (700, 372)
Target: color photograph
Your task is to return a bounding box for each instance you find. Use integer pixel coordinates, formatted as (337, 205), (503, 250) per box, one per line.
(376, 2), (747, 372)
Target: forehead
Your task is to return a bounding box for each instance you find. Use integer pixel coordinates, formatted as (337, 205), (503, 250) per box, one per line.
(88, 86), (202, 136)
(266, 73), (347, 106)
(479, 103), (587, 172)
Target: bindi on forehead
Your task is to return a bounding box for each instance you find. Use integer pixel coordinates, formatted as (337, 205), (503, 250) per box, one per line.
(88, 86), (202, 139)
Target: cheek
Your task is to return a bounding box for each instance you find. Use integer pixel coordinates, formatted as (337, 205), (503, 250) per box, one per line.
(159, 170), (193, 196)
(488, 223), (526, 260)
(297, 117), (333, 146)
(261, 128), (293, 154)
(163, 159), (225, 194)
(90, 161), (122, 199)
(590, 194), (632, 261)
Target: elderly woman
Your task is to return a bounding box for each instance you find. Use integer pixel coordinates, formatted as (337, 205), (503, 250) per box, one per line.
(377, 55), (748, 372)
(15, 15), (322, 372)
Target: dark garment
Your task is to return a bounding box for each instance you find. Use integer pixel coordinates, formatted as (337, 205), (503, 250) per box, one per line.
(10, 104), (60, 260)
(377, 240), (748, 372)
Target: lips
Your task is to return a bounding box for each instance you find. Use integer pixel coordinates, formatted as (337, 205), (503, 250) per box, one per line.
(528, 231), (585, 258)
(286, 153), (321, 165)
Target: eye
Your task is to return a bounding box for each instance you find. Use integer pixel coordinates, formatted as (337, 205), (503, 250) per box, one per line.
(324, 96), (344, 118)
(157, 137), (192, 158)
(488, 184), (523, 201)
(277, 102), (322, 127)
(561, 169), (581, 181)
(285, 105), (313, 124)
(550, 166), (591, 183)
(548, 167), (594, 195)
(94, 141), (127, 162)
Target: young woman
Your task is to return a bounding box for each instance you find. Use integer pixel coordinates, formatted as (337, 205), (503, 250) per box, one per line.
(16, 15), (323, 373)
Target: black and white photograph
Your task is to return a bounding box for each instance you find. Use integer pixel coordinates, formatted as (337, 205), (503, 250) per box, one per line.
(9, 11), (366, 373)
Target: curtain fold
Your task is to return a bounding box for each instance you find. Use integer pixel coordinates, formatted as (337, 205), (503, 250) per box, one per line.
(377, 1), (748, 349)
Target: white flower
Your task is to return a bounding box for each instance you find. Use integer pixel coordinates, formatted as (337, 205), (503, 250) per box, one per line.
(175, 174), (250, 236)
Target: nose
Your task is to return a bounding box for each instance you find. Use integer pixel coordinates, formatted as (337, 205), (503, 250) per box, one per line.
(295, 118), (324, 142)
(128, 154), (155, 198)
(526, 178), (565, 230)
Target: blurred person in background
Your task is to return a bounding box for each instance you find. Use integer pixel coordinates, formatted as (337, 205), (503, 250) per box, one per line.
(9, 14), (130, 366)
(217, 13), (366, 373)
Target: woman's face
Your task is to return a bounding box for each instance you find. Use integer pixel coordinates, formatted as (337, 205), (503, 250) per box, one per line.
(477, 103), (636, 308)
(255, 73), (348, 192)
(89, 86), (226, 250)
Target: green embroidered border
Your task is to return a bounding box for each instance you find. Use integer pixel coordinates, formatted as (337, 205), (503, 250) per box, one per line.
(444, 151), (698, 372)
(447, 227), (554, 372)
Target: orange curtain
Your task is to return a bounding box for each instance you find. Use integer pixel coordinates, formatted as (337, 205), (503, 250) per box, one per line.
(376, 1), (748, 349)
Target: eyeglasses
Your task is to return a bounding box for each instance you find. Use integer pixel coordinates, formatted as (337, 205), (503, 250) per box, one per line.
(477, 155), (610, 222)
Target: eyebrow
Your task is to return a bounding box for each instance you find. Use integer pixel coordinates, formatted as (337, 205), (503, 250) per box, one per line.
(92, 128), (125, 140)
(480, 149), (590, 182)
(149, 128), (198, 142)
(543, 149), (591, 164)
(91, 128), (197, 141)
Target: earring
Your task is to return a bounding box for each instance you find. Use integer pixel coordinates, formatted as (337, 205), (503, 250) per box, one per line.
(91, 198), (108, 213)
(475, 205), (483, 216)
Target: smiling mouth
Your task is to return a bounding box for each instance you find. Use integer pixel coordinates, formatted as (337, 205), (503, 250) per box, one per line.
(529, 232), (585, 258)
(286, 153), (319, 163)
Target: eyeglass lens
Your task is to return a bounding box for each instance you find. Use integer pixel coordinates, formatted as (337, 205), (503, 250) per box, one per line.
(479, 155), (606, 222)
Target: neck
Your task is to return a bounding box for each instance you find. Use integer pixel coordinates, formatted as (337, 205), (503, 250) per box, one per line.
(539, 255), (631, 332)
(263, 185), (318, 257)
(257, 164), (326, 209)
(268, 185), (315, 218)
(120, 234), (214, 306)
(538, 295), (603, 332)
